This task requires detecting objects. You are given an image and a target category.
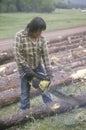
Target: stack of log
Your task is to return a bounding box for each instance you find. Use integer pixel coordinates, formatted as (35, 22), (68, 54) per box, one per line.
(0, 31), (86, 129)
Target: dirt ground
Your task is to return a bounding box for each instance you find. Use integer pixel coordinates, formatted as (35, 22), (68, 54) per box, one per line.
(0, 26), (86, 52)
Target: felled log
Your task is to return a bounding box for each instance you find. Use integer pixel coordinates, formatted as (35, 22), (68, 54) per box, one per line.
(0, 65), (72, 107)
(0, 45), (85, 77)
(0, 38), (65, 65)
(48, 36), (85, 48)
(51, 56), (86, 70)
(0, 67), (86, 107)
(0, 77), (70, 107)
(0, 72), (20, 92)
(0, 66), (69, 92)
(0, 31), (86, 65)
(0, 55), (86, 92)
(50, 44), (86, 63)
(49, 41), (85, 53)
(0, 41), (85, 78)
(0, 87), (40, 108)
(0, 50), (14, 65)
(0, 72), (85, 108)
(0, 93), (86, 130)
(50, 31), (86, 43)
(0, 87), (20, 107)
(0, 62), (17, 77)
(0, 71), (68, 92)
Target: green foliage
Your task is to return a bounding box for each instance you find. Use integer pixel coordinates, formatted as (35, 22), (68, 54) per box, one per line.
(0, 0), (55, 13)
(0, 0), (17, 12)
(38, 0), (55, 13)
(54, 0), (71, 9)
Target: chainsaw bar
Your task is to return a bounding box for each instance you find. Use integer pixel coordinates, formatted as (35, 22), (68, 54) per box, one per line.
(32, 72), (80, 106)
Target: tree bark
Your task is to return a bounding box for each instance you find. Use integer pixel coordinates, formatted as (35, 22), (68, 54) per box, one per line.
(49, 41), (85, 53)
(0, 58), (86, 92)
(0, 77), (70, 107)
(0, 73), (84, 108)
(0, 87), (40, 108)
(0, 62), (17, 77)
(0, 36), (67, 64)
(0, 32), (85, 65)
(0, 72), (20, 92)
(0, 50), (14, 65)
(0, 93), (86, 130)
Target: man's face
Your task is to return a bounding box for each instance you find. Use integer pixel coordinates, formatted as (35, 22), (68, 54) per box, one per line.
(31, 30), (42, 38)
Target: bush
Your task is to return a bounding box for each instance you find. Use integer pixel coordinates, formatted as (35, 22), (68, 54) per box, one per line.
(7, 4), (17, 12)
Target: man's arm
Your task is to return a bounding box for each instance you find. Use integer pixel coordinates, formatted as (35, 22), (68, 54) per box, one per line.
(42, 39), (52, 78)
(14, 33), (27, 68)
(13, 33), (34, 75)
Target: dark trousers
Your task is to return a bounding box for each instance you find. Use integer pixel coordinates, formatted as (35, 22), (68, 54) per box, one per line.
(19, 63), (52, 110)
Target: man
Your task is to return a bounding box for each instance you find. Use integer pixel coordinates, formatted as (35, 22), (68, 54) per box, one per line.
(14, 17), (53, 111)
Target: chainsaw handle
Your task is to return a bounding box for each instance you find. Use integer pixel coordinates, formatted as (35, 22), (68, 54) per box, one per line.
(32, 72), (50, 81)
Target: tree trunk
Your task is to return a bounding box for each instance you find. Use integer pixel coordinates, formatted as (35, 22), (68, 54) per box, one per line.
(0, 37), (67, 64)
(49, 41), (85, 53)
(0, 72), (20, 92)
(0, 66), (69, 92)
(0, 73), (84, 108)
(0, 93), (86, 130)
(0, 77), (71, 107)
(0, 50), (14, 65)
(0, 32), (85, 65)
(0, 59), (86, 92)
(0, 62), (17, 77)
(0, 87), (40, 108)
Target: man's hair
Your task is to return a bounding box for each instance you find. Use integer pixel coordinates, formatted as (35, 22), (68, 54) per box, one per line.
(26, 17), (46, 34)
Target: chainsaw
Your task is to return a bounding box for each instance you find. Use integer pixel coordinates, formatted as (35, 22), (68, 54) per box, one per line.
(31, 72), (51, 92)
(31, 71), (80, 105)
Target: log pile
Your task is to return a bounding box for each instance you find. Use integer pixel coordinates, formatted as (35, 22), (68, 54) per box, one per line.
(0, 30), (86, 129)
(0, 75), (81, 107)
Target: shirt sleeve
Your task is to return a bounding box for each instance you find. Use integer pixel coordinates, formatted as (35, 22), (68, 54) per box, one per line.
(13, 33), (28, 69)
(42, 39), (52, 74)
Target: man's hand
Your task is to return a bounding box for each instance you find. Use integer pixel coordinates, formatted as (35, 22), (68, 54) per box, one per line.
(47, 71), (54, 80)
(24, 66), (34, 76)
(47, 72), (54, 87)
(46, 68), (53, 79)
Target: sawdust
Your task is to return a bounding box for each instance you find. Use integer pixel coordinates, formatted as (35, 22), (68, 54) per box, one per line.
(71, 69), (86, 79)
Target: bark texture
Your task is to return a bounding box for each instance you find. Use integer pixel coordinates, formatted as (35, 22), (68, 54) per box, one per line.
(0, 93), (86, 130)
(0, 87), (40, 108)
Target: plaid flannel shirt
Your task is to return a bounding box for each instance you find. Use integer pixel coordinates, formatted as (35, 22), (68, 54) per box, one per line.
(13, 30), (51, 74)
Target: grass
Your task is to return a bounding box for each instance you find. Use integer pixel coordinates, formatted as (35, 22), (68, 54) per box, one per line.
(11, 109), (85, 130)
(0, 82), (86, 130)
(15, 109), (86, 130)
(0, 9), (86, 39)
